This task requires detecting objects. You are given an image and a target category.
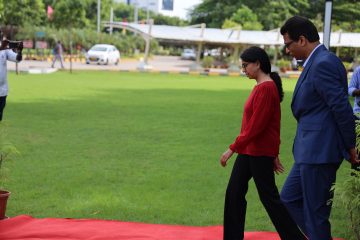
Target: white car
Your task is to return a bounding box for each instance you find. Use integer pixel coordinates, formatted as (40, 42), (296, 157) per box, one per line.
(181, 49), (196, 60)
(86, 44), (120, 65)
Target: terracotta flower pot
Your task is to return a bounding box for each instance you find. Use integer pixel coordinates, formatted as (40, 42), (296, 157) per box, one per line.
(0, 190), (10, 220)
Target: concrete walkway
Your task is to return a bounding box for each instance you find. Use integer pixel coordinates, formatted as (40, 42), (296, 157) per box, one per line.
(8, 56), (201, 72)
(8, 55), (305, 78)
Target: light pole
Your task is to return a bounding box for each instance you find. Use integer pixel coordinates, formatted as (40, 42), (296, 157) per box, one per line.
(147, 0), (156, 24)
(109, 7), (114, 35)
(133, 0), (138, 23)
(97, 0), (101, 33)
(323, 0), (333, 49)
(147, 0), (150, 23)
(137, 19), (154, 71)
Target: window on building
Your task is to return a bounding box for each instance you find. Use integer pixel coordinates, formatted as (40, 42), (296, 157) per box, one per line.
(162, 0), (173, 10)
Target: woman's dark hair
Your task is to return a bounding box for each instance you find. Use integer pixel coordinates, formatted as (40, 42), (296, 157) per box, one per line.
(240, 46), (284, 102)
(280, 15), (319, 42)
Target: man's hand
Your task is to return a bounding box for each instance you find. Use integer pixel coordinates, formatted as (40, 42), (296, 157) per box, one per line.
(349, 148), (360, 165)
(273, 156), (284, 174)
(18, 42), (23, 52)
(220, 149), (234, 167)
(16, 51), (22, 62)
(353, 89), (360, 97)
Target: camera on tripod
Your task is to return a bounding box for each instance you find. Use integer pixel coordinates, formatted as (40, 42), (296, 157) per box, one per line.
(0, 29), (23, 51)
(7, 40), (23, 50)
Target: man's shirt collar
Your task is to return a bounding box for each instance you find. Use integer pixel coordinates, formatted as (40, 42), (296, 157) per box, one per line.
(303, 43), (323, 67)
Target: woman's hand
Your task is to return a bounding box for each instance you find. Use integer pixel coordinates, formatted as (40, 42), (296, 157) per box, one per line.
(273, 156), (284, 174)
(220, 149), (234, 167)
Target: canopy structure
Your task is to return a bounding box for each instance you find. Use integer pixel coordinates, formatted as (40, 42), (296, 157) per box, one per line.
(104, 21), (360, 71)
(105, 22), (360, 47)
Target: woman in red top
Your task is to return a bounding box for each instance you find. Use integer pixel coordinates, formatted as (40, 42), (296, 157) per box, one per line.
(220, 47), (305, 240)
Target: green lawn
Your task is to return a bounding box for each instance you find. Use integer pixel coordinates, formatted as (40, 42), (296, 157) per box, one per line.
(2, 71), (352, 238)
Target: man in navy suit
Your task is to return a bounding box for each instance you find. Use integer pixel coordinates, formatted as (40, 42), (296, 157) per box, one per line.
(279, 16), (359, 240)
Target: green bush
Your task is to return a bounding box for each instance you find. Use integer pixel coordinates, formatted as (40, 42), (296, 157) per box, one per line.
(332, 170), (360, 240)
(342, 62), (352, 71)
(16, 26), (155, 57)
(332, 117), (360, 240)
(0, 123), (19, 188)
(276, 59), (291, 70)
(202, 56), (214, 68)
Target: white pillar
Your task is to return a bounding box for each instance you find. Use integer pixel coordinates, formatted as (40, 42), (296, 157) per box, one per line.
(137, 19), (153, 71)
(323, 0), (333, 49)
(109, 7), (114, 35)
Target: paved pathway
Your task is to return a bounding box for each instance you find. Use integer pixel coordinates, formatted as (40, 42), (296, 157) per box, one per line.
(8, 56), (222, 73)
(7, 55), (310, 78)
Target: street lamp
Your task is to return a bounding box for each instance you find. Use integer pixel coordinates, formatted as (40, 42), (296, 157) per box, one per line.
(147, 0), (156, 24)
(323, 0), (333, 49)
(133, 0), (138, 23)
(97, 0), (101, 33)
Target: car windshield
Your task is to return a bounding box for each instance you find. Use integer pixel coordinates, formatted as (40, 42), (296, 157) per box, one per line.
(91, 46), (108, 51)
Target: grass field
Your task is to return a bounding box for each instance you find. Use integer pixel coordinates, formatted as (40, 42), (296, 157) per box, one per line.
(2, 71), (353, 238)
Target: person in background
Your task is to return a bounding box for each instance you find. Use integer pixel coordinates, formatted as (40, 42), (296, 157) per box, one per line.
(51, 40), (64, 69)
(280, 16), (359, 240)
(348, 65), (360, 171)
(220, 46), (305, 240)
(0, 29), (22, 121)
(291, 57), (298, 70)
(348, 66), (360, 114)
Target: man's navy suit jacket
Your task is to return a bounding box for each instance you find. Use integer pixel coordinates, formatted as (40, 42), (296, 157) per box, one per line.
(291, 45), (355, 164)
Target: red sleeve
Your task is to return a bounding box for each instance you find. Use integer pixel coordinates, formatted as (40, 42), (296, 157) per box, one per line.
(229, 85), (276, 153)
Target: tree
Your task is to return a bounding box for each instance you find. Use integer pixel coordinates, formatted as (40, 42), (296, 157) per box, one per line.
(190, 0), (311, 30)
(189, 0), (243, 28)
(0, 1), (3, 23)
(1, 0), (45, 27)
(51, 0), (89, 29)
(84, 0), (114, 28)
(113, 2), (134, 22)
(332, 0), (360, 31)
(255, 0), (303, 30)
(222, 19), (240, 29)
(228, 5), (263, 30)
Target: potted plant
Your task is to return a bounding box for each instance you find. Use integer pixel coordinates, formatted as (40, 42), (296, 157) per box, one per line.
(276, 59), (291, 73)
(202, 56), (214, 72)
(0, 123), (18, 220)
(331, 117), (360, 239)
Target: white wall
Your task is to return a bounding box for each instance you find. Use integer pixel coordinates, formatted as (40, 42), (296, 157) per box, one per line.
(124, 0), (202, 20)
(129, 0), (159, 13)
(158, 0), (202, 19)
(114, 0), (127, 3)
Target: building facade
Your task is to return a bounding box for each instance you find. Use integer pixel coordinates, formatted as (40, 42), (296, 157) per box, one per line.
(116, 0), (202, 20)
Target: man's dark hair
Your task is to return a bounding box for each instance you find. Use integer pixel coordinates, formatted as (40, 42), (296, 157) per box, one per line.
(280, 15), (319, 42)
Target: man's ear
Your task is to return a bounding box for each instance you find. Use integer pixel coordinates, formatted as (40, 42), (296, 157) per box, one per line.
(298, 35), (307, 47)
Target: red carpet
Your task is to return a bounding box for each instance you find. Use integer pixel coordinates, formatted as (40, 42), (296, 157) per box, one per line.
(0, 215), (343, 240)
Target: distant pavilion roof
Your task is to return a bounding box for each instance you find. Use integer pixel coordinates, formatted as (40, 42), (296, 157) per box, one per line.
(104, 22), (360, 48)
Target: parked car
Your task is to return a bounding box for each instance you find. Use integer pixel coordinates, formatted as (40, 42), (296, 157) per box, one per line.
(181, 48), (196, 60)
(204, 48), (228, 57)
(85, 44), (120, 65)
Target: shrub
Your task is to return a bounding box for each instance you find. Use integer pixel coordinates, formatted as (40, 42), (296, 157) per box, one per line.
(276, 59), (291, 72)
(16, 26), (153, 57)
(0, 123), (19, 188)
(343, 62), (353, 72)
(202, 56), (214, 68)
(332, 170), (360, 240)
(331, 117), (360, 240)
